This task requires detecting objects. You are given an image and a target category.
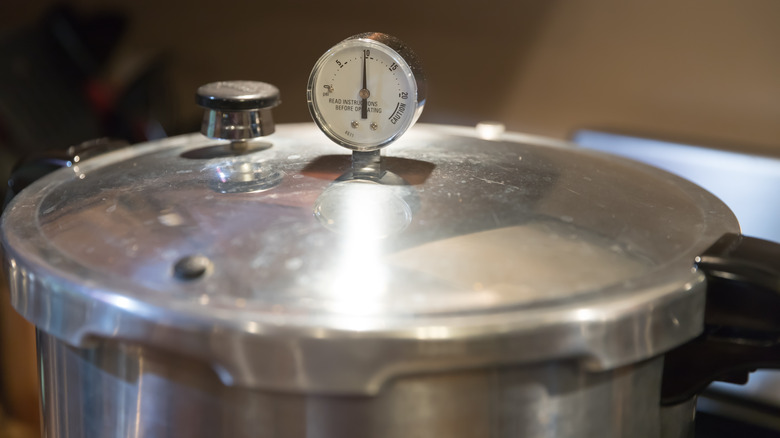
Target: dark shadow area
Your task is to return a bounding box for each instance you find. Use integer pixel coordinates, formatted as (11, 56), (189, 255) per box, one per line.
(696, 412), (780, 438)
(301, 155), (436, 185)
(180, 141), (273, 159)
(0, 4), (182, 203)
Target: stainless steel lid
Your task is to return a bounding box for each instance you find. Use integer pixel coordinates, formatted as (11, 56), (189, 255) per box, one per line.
(1, 123), (739, 394)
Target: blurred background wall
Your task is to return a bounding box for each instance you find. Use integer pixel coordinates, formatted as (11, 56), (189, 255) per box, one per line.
(0, 0), (779, 435)
(2, 0), (779, 154)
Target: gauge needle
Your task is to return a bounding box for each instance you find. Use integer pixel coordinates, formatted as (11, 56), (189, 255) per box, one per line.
(360, 51), (369, 119)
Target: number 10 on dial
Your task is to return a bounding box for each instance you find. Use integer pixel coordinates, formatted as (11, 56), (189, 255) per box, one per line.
(307, 32), (426, 151)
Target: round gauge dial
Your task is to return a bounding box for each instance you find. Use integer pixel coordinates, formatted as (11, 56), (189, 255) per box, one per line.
(307, 33), (426, 151)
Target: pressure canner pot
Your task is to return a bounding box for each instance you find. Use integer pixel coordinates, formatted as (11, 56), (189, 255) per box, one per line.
(2, 33), (779, 438)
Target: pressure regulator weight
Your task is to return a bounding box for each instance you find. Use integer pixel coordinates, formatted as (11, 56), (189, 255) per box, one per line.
(307, 32), (426, 151)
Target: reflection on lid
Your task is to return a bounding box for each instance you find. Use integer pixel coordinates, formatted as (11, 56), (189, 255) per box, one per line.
(313, 180), (415, 239)
(209, 160), (282, 194)
(313, 159), (420, 239)
(312, 163), (420, 317)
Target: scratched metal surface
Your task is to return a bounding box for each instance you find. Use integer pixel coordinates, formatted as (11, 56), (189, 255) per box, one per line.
(1, 123), (738, 392)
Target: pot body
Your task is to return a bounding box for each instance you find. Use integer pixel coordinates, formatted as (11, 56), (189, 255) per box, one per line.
(38, 331), (663, 438)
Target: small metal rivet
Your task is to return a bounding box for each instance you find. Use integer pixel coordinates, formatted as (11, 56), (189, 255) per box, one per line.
(351, 121), (359, 129)
(173, 255), (212, 281)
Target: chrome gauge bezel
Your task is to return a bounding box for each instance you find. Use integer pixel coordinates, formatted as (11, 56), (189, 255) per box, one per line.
(307, 33), (426, 151)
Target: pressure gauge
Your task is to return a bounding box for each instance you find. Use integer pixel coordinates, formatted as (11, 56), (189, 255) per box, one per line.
(307, 32), (426, 151)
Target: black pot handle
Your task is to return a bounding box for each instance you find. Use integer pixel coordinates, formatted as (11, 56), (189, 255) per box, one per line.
(3, 138), (127, 210)
(661, 233), (780, 405)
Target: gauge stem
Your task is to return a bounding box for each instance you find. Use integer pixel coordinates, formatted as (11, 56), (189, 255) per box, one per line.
(352, 150), (381, 177)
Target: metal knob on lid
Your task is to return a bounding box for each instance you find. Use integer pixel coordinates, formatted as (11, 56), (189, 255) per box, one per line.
(196, 81), (280, 144)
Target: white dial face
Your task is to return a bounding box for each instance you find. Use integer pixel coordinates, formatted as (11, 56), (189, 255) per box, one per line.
(308, 38), (420, 150)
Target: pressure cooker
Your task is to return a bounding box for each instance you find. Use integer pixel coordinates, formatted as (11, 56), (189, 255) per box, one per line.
(2, 33), (779, 438)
